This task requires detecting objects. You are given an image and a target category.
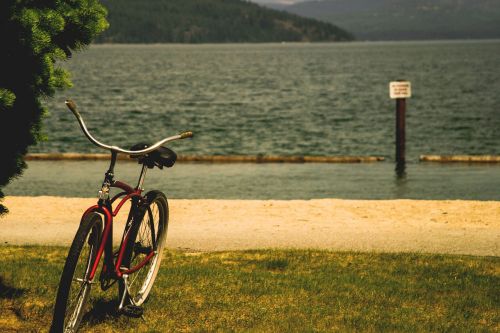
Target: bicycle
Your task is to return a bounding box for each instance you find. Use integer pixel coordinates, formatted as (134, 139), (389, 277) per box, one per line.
(50, 100), (193, 332)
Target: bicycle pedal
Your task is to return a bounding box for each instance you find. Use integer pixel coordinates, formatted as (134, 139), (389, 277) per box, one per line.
(120, 304), (144, 318)
(134, 243), (153, 254)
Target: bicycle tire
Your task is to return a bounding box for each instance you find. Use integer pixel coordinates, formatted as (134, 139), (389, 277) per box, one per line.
(50, 212), (103, 333)
(119, 190), (168, 306)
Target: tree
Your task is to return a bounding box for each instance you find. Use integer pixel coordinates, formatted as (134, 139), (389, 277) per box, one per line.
(0, 0), (108, 215)
(95, 0), (353, 43)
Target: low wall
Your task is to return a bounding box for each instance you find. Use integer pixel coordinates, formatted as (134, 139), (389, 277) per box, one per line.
(25, 153), (385, 163)
(420, 155), (500, 163)
(25, 153), (500, 163)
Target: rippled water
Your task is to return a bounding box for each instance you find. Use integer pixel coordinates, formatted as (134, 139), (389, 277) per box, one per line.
(18, 41), (499, 200)
(5, 161), (500, 200)
(36, 41), (500, 160)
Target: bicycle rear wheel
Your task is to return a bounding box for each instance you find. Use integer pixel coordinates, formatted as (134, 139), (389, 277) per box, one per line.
(120, 190), (168, 306)
(51, 212), (103, 333)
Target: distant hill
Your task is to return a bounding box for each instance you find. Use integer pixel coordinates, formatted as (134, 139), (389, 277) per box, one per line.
(95, 0), (353, 43)
(265, 0), (500, 40)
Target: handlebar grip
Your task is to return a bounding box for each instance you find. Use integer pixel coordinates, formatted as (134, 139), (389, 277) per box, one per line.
(180, 131), (193, 139)
(65, 99), (79, 115)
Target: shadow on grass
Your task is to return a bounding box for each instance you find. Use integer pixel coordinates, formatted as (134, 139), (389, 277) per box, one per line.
(82, 298), (122, 325)
(0, 276), (25, 299)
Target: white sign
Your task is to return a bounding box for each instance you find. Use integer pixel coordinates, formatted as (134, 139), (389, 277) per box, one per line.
(390, 81), (412, 99)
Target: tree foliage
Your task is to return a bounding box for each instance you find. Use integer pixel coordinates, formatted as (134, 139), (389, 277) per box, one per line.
(95, 0), (353, 43)
(272, 0), (500, 40)
(0, 0), (108, 215)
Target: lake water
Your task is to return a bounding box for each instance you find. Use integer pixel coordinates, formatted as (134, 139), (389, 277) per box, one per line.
(36, 41), (500, 160)
(5, 161), (500, 200)
(14, 41), (500, 200)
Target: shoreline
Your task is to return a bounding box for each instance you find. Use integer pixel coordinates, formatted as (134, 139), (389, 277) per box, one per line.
(25, 153), (500, 163)
(1, 196), (498, 256)
(25, 153), (385, 163)
(88, 40), (500, 47)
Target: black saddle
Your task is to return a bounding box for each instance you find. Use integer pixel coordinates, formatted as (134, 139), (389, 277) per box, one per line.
(129, 143), (177, 169)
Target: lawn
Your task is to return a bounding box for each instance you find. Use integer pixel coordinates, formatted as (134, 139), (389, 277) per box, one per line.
(0, 246), (498, 332)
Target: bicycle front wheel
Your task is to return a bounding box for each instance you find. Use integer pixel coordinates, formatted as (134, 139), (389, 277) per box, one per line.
(121, 190), (168, 306)
(51, 212), (103, 333)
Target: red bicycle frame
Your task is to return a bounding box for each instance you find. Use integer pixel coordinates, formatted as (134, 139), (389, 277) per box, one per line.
(81, 152), (156, 282)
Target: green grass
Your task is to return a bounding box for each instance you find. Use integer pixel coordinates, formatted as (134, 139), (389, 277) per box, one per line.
(0, 246), (498, 332)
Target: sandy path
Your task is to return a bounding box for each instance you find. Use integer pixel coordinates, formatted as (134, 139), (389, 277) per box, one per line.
(0, 196), (499, 256)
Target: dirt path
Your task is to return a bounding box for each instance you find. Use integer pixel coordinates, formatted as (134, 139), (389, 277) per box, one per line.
(0, 196), (498, 256)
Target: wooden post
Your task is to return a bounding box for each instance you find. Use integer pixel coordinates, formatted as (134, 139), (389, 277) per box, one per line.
(395, 98), (406, 165)
(390, 81), (411, 169)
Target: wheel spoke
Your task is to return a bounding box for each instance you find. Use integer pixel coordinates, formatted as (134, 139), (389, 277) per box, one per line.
(67, 282), (89, 329)
(51, 213), (102, 333)
(122, 193), (167, 306)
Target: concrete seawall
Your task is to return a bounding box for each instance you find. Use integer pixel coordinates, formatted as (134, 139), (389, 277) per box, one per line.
(25, 153), (385, 163)
(420, 155), (500, 163)
(25, 153), (500, 163)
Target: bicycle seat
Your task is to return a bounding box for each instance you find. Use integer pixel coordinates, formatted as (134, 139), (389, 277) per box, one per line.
(129, 143), (177, 169)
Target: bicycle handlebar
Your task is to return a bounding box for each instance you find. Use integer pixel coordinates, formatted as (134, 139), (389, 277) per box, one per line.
(65, 99), (193, 156)
(179, 131), (193, 139)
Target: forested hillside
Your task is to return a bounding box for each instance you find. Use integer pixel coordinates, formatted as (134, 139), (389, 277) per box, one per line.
(267, 0), (500, 40)
(95, 0), (353, 43)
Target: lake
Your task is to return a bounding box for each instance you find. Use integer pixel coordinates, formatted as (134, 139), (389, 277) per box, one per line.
(12, 41), (500, 200)
(5, 161), (500, 200)
(36, 40), (500, 159)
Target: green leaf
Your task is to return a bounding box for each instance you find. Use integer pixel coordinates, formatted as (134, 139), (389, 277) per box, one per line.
(0, 89), (16, 109)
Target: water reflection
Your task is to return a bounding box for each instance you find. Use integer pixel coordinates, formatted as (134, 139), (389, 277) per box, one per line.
(395, 161), (406, 179)
(394, 161), (408, 198)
